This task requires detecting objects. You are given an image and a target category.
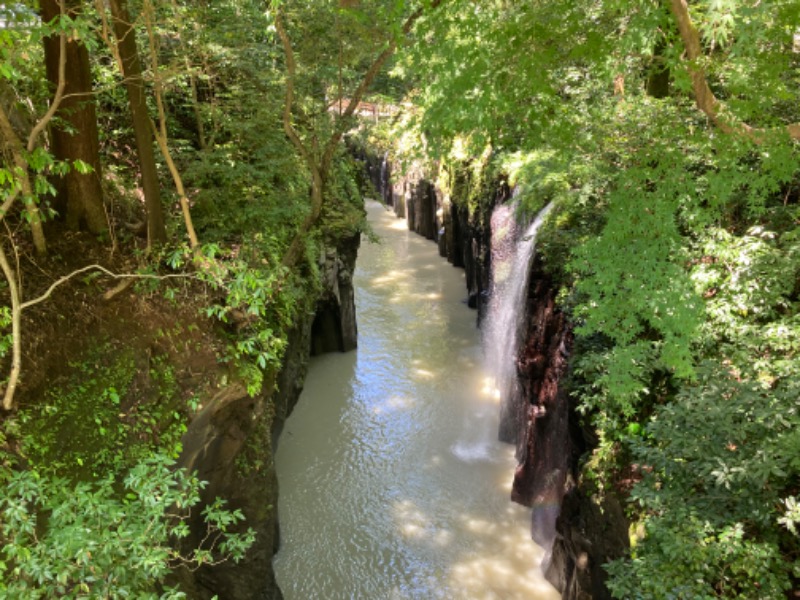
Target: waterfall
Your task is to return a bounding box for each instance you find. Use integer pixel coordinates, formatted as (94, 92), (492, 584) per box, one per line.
(483, 200), (555, 440)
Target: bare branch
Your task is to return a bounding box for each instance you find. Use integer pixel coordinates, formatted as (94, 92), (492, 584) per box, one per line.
(21, 264), (195, 311)
(0, 242), (22, 411)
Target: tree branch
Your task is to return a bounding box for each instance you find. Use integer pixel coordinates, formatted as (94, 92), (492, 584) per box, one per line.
(20, 264), (195, 311)
(320, 0), (442, 172)
(0, 106), (46, 255)
(0, 242), (22, 411)
(27, 6), (67, 153)
(0, 256), (194, 411)
(273, 8), (313, 168)
(668, 0), (799, 142)
(142, 0), (199, 249)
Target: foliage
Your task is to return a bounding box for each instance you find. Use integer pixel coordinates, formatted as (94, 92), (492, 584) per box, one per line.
(0, 331), (256, 596)
(606, 363), (800, 599)
(17, 343), (186, 477)
(0, 2), (392, 600)
(0, 450), (254, 599)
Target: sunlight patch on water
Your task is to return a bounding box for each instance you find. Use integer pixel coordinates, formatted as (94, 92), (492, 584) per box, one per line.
(411, 367), (437, 380)
(389, 217), (410, 230)
(372, 394), (416, 414)
(371, 270), (411, 286)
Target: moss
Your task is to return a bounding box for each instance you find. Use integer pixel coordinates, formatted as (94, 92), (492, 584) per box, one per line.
(18, 338), (189, 480)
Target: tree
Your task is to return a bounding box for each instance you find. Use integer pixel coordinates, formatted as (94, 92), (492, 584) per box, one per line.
(39, 0), (108, 235)
(105, 0), (168, 245)
(272, 0), (442, 268)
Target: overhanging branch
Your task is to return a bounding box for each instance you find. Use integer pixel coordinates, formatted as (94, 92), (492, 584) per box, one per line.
(668, 0), (800, 142)
(272, 0), (443, 269)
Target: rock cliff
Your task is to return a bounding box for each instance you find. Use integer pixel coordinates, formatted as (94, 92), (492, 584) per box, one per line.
(176, 234), (361, 600)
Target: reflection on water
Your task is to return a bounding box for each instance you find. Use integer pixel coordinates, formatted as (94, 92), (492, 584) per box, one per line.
(274, 200), (561, 599)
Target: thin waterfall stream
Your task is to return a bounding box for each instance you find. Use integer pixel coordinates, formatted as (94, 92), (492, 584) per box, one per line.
(484, 201), (555, 445)
(273, 200), (560, 599)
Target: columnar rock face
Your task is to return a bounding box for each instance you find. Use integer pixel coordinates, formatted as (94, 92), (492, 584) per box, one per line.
(352, 145), (393, 207)
(407, 179), (438, 240)
(311, 235), (360, 355)
(176, 233), (361, 600)
(509, 255), (573, 547)
(387, 163), (497, 319)
(547, 487), (629, 600)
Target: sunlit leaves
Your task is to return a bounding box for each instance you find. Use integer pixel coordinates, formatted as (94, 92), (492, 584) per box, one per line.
(397, 2), (800, 597)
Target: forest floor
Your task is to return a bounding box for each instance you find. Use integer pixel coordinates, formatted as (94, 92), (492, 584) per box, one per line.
(4, 221), (230, 474)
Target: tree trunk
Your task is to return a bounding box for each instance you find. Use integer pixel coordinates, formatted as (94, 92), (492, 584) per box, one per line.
(645, 40), (670, 99)
(108, 0), (167, 245)
(40, 0), (108, 234)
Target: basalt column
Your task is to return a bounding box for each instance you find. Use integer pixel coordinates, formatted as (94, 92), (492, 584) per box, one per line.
(510, 254), (573, 553)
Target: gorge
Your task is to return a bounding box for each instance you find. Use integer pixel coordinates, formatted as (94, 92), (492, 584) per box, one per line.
(3, 2), (798, 599)
(274, 200), (560, 599)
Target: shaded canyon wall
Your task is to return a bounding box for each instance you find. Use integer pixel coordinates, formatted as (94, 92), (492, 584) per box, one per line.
(176, 233), (360, 600)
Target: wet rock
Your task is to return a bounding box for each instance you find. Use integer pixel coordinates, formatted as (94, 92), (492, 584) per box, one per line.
(546, 488), (629, 600)
(510, 257), (573, 517)
(311, 234), (360, 355)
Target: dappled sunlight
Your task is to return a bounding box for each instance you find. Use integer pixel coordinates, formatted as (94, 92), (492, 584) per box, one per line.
(371, 269), (412, 286)
(411, 367), (437, 380)
(448, 506), (560, 600)
(426, 454), (444, 468)
(371, 394), (416, 415)
(393, 499), (435, 541)
(276, 198), (561, 598)
(389, 217), (410, 231)
(449, 556), (560, 600)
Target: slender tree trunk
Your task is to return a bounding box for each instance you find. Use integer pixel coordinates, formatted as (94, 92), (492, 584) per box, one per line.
(108, 0), (167, 245)
(40, 0), (108, 234)
(142, 0), (199, 250)
(0, 242), (22, 412)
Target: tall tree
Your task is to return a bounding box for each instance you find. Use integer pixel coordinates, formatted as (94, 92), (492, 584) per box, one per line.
(105, 0), (167, 245)
(40, 0), (108, 234)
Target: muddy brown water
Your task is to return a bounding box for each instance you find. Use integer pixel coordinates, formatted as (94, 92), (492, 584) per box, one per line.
(274, 200), (561, 599)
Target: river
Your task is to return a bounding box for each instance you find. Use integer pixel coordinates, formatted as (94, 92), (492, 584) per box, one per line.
(273, 200), (561, 599)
